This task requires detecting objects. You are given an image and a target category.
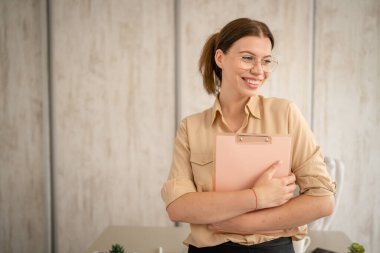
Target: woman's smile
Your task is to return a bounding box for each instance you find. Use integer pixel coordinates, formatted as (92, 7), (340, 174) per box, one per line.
(241, 76), (263, 89)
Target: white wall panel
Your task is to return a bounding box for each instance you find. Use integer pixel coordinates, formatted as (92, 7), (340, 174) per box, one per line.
(51, 1), (175, 252)
(314, 0), (380, 252)
(0, 0), (49, 252)
(178, 0), (313, 122)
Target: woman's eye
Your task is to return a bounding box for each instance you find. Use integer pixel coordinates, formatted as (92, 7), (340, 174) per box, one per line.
(242, 56), (253, 62)
(262, 59), (272, 65)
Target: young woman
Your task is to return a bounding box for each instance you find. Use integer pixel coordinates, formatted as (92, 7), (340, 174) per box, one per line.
(161, 18), (336, 253)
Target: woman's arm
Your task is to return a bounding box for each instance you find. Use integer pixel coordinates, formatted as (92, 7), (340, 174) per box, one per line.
(167, 161), (296, 224)
(167, 189), (255, 224)
(208, 194), (334, 234)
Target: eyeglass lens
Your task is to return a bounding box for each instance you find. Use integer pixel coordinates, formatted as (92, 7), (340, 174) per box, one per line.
(240, 56), (277, 72)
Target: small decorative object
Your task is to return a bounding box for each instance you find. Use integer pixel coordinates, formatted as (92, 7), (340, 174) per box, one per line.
(348, 242), (365, 253)
(109, 244), (125, 253)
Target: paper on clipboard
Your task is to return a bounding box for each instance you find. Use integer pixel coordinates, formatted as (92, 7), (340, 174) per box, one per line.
(214, 133), (292, 192)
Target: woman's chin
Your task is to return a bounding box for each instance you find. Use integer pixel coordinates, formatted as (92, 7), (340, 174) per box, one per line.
(242, 83), (261, 96)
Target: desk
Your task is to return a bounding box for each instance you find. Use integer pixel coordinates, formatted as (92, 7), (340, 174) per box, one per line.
(85, 226), (351, 253)
(306, 230), (351, 253)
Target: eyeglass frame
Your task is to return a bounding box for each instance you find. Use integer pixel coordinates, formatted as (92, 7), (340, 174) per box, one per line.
(238, 54), (278, 73)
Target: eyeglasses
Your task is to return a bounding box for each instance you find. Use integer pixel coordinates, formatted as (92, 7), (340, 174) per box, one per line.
(239, 55), (278, 73)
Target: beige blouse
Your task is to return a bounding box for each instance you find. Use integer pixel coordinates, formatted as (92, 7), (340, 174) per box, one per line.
(161, 95), (336, 247)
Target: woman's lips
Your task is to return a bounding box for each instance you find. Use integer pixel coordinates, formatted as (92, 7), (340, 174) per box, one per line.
(242, 77), (262, 88)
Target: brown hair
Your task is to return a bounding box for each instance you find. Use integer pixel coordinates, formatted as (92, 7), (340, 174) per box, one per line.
(198, 18), (275, 95)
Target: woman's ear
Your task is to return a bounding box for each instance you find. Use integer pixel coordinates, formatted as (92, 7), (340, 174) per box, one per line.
(214, 49), (224, 69)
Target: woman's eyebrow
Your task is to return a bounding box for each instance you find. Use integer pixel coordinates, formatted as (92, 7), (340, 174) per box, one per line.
(239, 50), (272, 58)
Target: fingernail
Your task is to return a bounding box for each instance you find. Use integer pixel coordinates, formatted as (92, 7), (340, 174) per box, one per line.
(278, 160), (283, 164)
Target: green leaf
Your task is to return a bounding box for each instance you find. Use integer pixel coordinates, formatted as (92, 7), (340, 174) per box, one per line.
(348, 242), (365, 253)
(109, 243), (125, 253)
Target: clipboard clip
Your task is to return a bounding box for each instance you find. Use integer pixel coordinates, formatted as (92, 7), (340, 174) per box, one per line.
(235, 134), (272, 144)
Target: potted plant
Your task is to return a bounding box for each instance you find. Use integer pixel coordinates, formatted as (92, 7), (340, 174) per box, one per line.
(348, 242), (365, 253)
(109, 244), (125, 253)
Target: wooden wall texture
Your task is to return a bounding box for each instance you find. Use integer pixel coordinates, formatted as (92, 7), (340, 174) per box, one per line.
(51, 0), (175, 252)
(0, 0), (378, 252)
(0, 0), (49, 252)
(313, 0), (380, 251)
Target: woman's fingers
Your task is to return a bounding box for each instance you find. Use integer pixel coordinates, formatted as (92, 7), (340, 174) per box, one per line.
(266, 160), (282, 178)
(253, 165), (297, 209)
(288, 183), (297, 193)
(281, 173), (296, 186)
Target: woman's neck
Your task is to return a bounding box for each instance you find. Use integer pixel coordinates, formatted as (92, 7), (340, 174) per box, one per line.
(219, 90), (249, 117)
(218, 90), (250, 132)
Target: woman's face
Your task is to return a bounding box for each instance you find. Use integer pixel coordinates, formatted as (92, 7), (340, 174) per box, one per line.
(215, 36), (273, 99)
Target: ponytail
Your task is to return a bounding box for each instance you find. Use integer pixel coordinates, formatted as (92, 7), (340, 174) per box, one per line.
(198, 33), (221, 95)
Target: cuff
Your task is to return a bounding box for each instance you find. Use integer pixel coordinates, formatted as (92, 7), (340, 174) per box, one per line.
(161, 178), (196, 207)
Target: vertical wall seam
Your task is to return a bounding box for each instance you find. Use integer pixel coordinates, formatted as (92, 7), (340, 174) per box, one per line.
(174, 0), (181, 227)
(42, 0), (52, 252)
(174, 0), (181, 128)
(45, 0), (56, 252)
(310, 0), (316, 131)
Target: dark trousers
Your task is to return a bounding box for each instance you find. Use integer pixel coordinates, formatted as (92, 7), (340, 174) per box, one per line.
(188, 237), (295, 253)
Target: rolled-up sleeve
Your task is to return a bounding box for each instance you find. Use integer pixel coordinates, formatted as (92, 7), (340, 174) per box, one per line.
(161, 119), (197, 207)
(288, 103), (336, 196)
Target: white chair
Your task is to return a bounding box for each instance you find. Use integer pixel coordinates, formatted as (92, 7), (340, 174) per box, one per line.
(308, 157), (344, 230)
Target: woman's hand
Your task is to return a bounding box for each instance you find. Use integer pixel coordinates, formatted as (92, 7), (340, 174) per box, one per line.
(253, 161), (296, 209)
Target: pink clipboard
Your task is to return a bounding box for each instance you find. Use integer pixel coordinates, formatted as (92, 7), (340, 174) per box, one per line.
(214, 133), (292, 192)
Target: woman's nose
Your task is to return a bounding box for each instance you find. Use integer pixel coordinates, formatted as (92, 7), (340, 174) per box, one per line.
(250, 61), (264, 74)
